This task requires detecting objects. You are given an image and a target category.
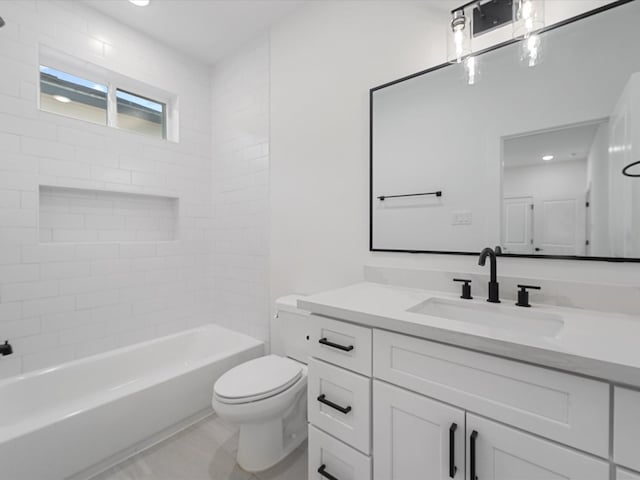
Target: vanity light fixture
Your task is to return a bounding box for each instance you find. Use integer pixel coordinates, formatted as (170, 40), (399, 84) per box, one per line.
(52, 95), (71, 103)
(129, 0), (150, 6)
(513, 0), (545, 37)
(447, 9), (471, 64)
(447, 0), (547, 82)
(542, 154), (554, 161)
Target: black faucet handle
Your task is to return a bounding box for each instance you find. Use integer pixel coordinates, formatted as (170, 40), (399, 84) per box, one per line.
(516, 285), (541, 307)
(453, 278), (473, 300)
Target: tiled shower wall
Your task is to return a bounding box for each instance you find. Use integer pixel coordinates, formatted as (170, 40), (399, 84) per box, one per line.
(208, 38), (271, 344)
(0, 0), (213, 379)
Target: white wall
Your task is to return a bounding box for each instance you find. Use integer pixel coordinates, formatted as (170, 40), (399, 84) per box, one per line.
(209, 38), (271, 344)
(270, 1), (445, 303)
(0, 0), (212, 379)
(504, 159), (588, 199)
(270, 0), (640, 311)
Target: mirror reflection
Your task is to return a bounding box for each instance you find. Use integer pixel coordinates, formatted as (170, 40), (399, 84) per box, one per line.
(371, 1), (640, 260)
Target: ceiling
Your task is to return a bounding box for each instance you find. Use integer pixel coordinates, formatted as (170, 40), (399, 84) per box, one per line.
(83, 0), (305, 66)
(503, 122), (603, 168)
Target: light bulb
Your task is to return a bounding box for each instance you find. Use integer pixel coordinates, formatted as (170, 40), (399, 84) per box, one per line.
(129, 0), (150, 6)
(454, 30), (464, 63)
(523, 34), (540, 67)
(465, 56), (477, 85)
(53, 95), (71, 103)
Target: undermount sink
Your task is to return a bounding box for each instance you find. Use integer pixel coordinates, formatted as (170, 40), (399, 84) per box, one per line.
(407, 297), (564, 338)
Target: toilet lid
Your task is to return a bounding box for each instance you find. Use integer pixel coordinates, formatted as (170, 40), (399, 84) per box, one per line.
(214, 355), (303, 404)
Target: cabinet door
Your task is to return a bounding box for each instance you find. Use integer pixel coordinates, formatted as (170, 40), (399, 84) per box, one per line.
(614, 387), (640, 471)
(373, 380), (465, 480)
(466, 414), (609, 480)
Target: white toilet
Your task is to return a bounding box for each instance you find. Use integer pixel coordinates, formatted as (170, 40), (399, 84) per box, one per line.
(212, 295), (310, 472)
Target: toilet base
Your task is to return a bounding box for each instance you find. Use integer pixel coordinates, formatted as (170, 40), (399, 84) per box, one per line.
(235, 389), (307, 472)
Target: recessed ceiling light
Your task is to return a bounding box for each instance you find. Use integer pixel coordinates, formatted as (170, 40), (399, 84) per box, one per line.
(542, 155), (554, 161)
(53, 95), (71, 103)
(129, 0), (150, 6)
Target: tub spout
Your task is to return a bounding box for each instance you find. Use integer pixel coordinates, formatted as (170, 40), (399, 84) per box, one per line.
(0, 340), (12, 356)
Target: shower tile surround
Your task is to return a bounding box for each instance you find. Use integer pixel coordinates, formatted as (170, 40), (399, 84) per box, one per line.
(0, 0), (234, 380)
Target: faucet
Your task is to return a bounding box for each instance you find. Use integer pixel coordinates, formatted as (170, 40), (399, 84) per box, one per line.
(0, 340), (12, 356)
(478, 247), (501, 303)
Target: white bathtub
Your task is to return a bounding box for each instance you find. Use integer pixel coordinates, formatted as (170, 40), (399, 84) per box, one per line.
(0, 324), (264, 480)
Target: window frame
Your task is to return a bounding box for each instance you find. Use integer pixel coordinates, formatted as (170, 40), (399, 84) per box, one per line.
(38, 46), (178, 142)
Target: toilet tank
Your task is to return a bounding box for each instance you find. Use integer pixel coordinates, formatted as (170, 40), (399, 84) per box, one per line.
(271, 295), (310, 364)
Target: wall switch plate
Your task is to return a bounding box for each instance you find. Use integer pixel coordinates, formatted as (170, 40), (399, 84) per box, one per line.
(452, 211), (472, 226)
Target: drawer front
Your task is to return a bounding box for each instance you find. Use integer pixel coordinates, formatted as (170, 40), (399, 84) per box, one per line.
(467, 414), (610, 480)
(374, 330), (609, 457)
(614, 387), (640, 471)
(308, 358), (371, 454)
(309, 424), (371, 480)
(618, 468), (640, 480)
(311, 316), (372, 376)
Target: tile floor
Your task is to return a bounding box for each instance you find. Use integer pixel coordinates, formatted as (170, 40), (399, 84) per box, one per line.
(90, 415), (308, 480)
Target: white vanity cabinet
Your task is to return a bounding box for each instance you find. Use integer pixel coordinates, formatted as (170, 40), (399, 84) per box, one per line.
(307, 315), (617, 480)
(373, 380), (465, 480)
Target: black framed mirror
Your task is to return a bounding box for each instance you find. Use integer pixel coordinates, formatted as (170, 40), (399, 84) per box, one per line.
(370, 0), (640, 262)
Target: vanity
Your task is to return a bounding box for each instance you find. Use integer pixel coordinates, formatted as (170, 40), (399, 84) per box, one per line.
(301, 282), (640, 480)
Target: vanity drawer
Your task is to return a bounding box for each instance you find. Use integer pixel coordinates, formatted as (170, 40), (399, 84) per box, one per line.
(614, 387), (640, 471)
(309, 424), (371, 480)
(310, 316), (372, 376)
(308, 358), (371, 454)
(373, 330), (609, 457)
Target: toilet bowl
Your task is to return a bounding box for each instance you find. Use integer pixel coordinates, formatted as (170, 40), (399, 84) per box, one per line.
(212, 354), (308, 472)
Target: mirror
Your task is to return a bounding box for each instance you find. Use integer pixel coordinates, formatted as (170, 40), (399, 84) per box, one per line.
(370, 1), (640, 261)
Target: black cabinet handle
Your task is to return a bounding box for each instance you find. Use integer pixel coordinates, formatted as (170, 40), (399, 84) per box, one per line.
(319, 337), (354, 352)
(470, 430), (478, 480)
(449, 423), (457, 478)
(317, 394), (352, 414)
(318, 464), (339, 480)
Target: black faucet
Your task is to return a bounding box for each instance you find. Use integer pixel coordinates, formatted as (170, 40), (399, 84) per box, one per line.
(0, 340), (12, 356)
(478, 247), (501, 303)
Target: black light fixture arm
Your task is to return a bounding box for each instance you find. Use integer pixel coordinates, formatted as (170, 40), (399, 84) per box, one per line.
(378, 190), (442, 201)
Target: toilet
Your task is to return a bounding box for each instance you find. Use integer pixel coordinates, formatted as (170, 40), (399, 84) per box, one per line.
(212, 295), (310, 472)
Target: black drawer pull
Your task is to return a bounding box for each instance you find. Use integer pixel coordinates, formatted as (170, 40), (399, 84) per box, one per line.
(449, 423), (457, 478)
(470, 430), (478, 480)
(319, 337), (354, 352)
(317, 394), (352, 414)
(318, 464), (339, 480)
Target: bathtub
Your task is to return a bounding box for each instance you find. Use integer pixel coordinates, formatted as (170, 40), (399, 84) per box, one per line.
(0, 324), (264, 480)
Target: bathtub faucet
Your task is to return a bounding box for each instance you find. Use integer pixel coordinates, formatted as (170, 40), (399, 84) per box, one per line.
(0, 340), (12, 356)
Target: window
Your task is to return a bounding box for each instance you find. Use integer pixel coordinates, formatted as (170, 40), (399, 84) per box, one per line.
(39, 66), (108, 125)
(116, 89), (166, 138)
(38, 61), (173, 141)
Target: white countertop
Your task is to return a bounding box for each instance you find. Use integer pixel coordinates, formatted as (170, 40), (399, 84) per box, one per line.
(298, 282), (640, 387)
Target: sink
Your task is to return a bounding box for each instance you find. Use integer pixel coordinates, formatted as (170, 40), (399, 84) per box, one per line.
(407, 297), (564, 337)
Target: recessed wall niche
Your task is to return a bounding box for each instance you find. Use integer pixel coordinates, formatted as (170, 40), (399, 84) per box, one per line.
(39, 186), (178, 243)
